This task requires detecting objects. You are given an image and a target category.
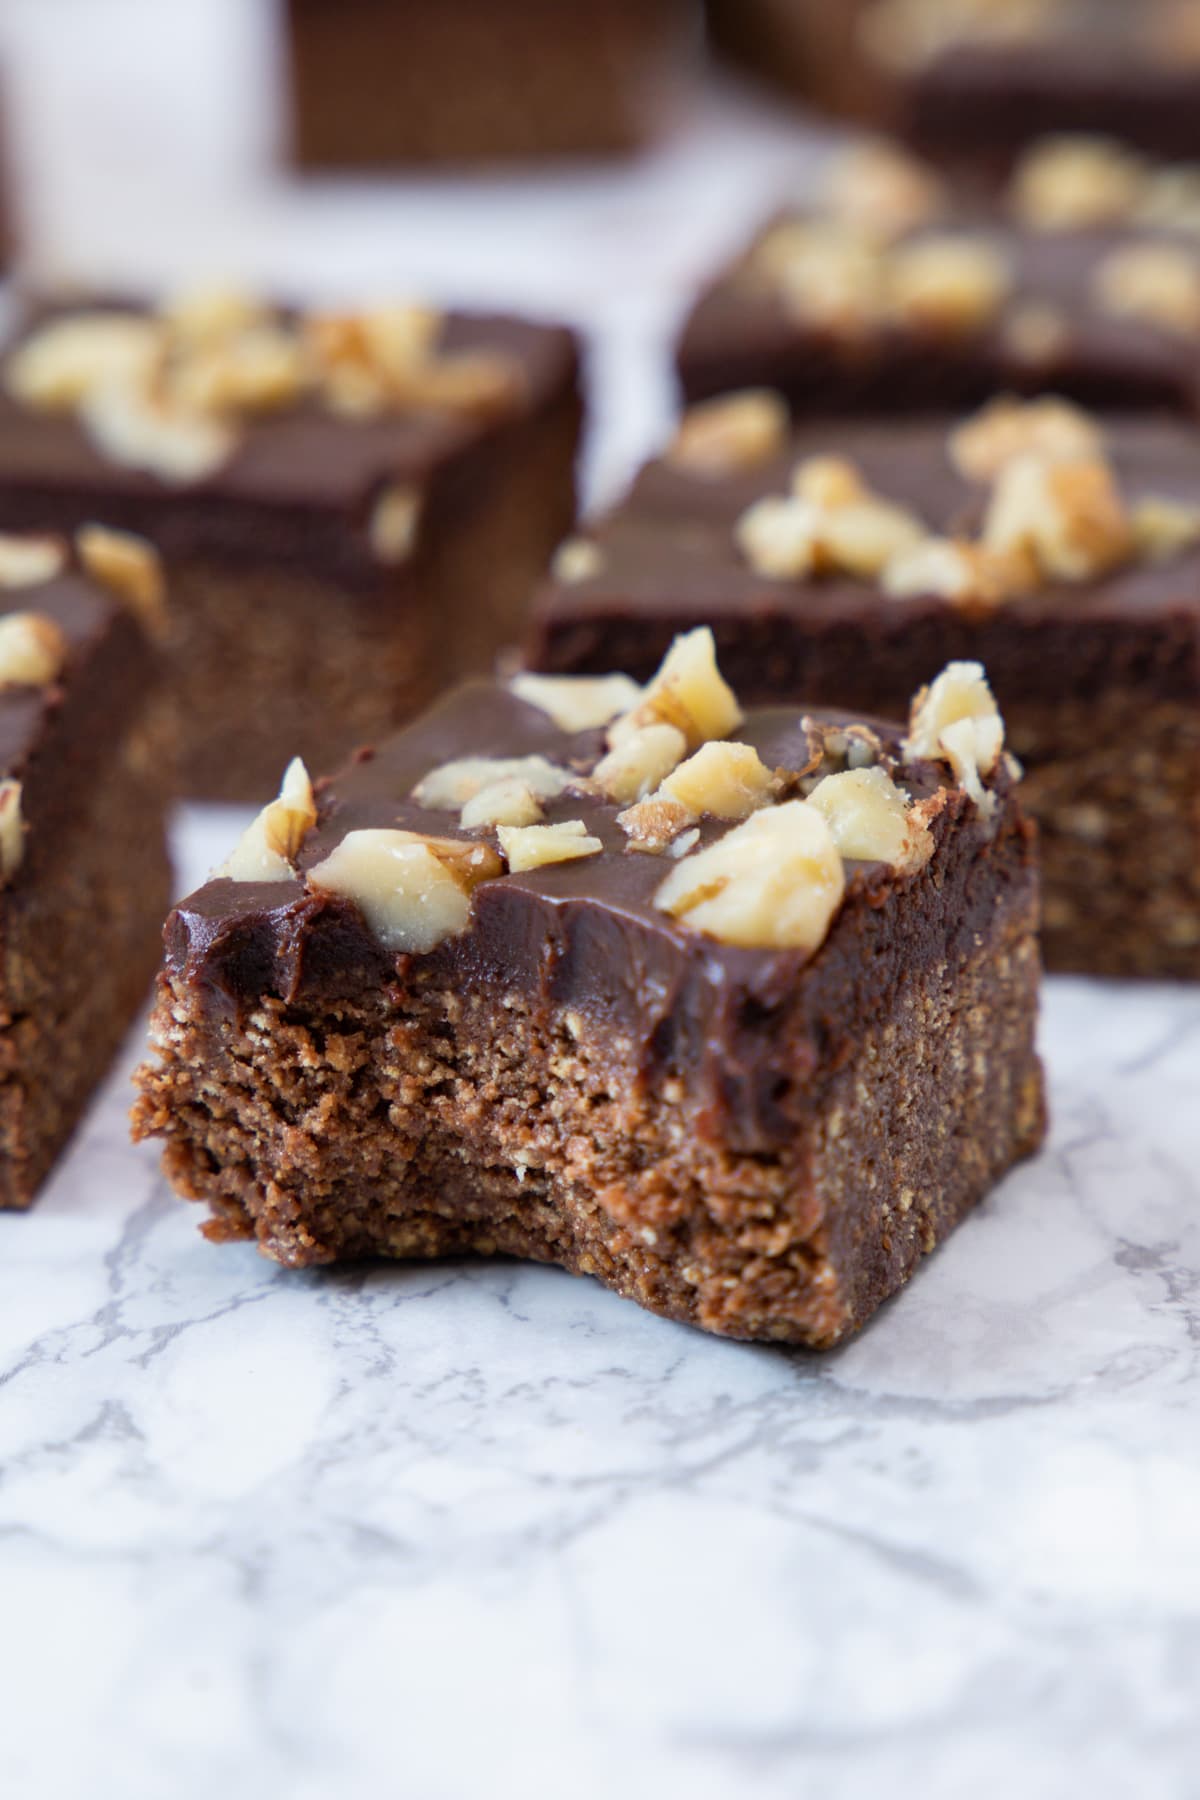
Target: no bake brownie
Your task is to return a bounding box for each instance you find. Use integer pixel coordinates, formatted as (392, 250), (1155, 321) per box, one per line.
(705, 0), (1200, 167)
(132, 635), (1044, 1346)
(286, 0), (694, 166)
(529, 394), (1200, 978)
(0, 527), (172, 1208)
(0, 295), (581, 800)
(679, 136), (1200, 419)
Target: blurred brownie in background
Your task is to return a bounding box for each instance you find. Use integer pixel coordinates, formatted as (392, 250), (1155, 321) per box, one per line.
(286, 0), (695, 166)
(0, 294), (581, 800)
(529, 392), (1200, 978)
(0, 527), (172, 1207)
(706, 0), (1200, 169)
(679, 137), (1200, 419)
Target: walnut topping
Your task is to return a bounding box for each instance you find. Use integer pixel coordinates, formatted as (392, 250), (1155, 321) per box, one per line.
(806, 767), (933, 872)
(497, 819), (603, 872)
(659, 740), (776, 821)
(215, 757), (317, 883)
(307, 827), (502, 951)
(1003, 302), (1071, 367)
(75, 525), (167, 640)
(551, 538), (605, 584)
(791, 455), (869, 510)
(903, 662), (1004, 814)
(1130, 495), (1200, 563)
(5, 313), (164, 411)
(459, 779), (545, 830)
(737, 462), (925, 582)
(0, 612), (70, 687)
(824, 140), (947, 241)
(616, 794), (695, 853)
(168, 324), (307, 415)
(0, 779), (23, 883)
(887, 236), (1013, 336)
(510, 671), (642, 732)
(369, 484), (422, 564)
(161, 287), (270, 348)
(608, 627), (741, 751)
(1009, 135), (1148, 230)
(755, 222), (884, 338)
(0, 534), (66, 589)
(592, 723), (688, 804)
(801, 718), (888, 779)
(667, 391), (789, 476)
(983, 452), (1133, 582)
(80, 381), (235, 484)
(949, 396), (1104, 484)
(412, 754), (571, 811)
(1093, 242), (1200, 336)
(882, 536), (1032, 610)
(654, 801), (845, 952)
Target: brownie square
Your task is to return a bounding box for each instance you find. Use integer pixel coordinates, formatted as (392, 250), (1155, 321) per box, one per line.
(285, 0), (694, 166)
(678, 136), (1200, 420)
(705, 0), (1200, 169)
(0, 295), (581, 800)
(132, 635), (1044, 1346)
(528, 396), (1200, 978)
(0, 526), (173, 1207)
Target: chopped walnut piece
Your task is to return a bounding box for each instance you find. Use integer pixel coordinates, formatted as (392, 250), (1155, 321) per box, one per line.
(162, 287), (270, 348)
(660, 740), (776, 821)
(1003, 301), (1071, 367)
(356, 304), (442, 377)
(215, 757), (317, 883)
(983, 452), (1133, 582)
(1131, 496), (1200, 563)
(617, 794), (695, 853)
(498, 819), (603, 872)
(824, 139), (947, 240)
(883, 536), (1032, 610)
(510, 670), (642, 732)
(369, 484), (422, 564)
(459, 779), (544, 830)
(551, 538), (605, 584)
(903, 662), (1005, 814)
(667, 390), (789, 476)
(592, 723), (688, 804)
(169, 324), (307, 415)
(75, 525), (167, 641)
(806, 767), (933, 872)
(391, 347), (523, 419)
(759, 222), (884, 338)
(0, 612), (70, 687)
(738, 481), (925, 582)
(949, 396), (1104, 484)
(608, 627), (742, 751)
(1093, 242), (1200, 336)
(736, 496), (820, 580)
(887, 235), (1013, 336)
(413, 754), (571, 811)
(791, 455), (869, 510)
(801, 718), (889, 779)
(80, 382), (234, 484)
(655, 800), (845, 952)
(1009, 135), (1147, 231)
(0, 534), (65, 589)
(5, 313), (164, 411)
(307, 827), (502, 952)
(0, 779), (23, 882)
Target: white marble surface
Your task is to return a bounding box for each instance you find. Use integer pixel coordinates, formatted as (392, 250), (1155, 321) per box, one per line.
(0, 5), (1198, 1797)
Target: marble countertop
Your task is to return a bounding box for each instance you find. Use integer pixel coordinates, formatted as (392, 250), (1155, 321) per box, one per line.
(0, 3), (1198, 1796)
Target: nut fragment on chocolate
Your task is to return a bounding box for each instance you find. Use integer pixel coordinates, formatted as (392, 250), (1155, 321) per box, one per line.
(1093, 242), (1200, 336)
(369, 484), (422, 564)
(659, 739), (775, 821)
(983, 452), (1133, 581)
(0, 533), (66, 590)
(609, 627), (742, 751)
(497, 818), (603, 872)
(75, 525), (167, 641)
(949, 396), (1104, 484)
(655, 800), (845, 951)
(80, 382), (234, 485)
(904, 662), (1004, 814)
(413, 753), (571, 811)
(1009, 134), (1148, 231)
(667, 390), (789, 475)
(216, 757), (317, 882)
(737, 466), (925, 582)
(5, 313), (164, 411)
(0, 612), (70, 688)
(1131, 495), (1200, 563)
(551, 538), (605, 585)
(883, 536), (1030, 610)
(459, 779), (545, 830)
(807, 767), (933, 872)
(510, 670), (641, 732)
(0, 778), (23, 882)
(887, 235), (1013, 335)
(307, 827), (502, 951)
(592, 723), (687, 804)
(616, 793), (695, 852)
(824, 139), (947, 240)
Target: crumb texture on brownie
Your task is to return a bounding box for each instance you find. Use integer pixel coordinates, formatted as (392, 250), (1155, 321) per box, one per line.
(134, 634), (1044, 1344)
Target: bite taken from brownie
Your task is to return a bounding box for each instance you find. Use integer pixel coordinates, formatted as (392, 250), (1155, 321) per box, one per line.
(0, 526), (173, 1208)
(530, 392), (1200, 979)
(0, 293), (581, 801)
(132, 633), (1044, 1347)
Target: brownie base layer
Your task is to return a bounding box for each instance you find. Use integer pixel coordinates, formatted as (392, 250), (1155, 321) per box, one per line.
(0, 696), (174, 1209)
(170, 386), (579, 802)
(132, 863), (1042, 1348)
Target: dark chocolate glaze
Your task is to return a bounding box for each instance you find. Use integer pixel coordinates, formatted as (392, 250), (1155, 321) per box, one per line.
(529, 415), (1200, 711)
(165, 680), (1028, 1151)
(0, 304), (579, 581)
(679, 220), (1200, 419)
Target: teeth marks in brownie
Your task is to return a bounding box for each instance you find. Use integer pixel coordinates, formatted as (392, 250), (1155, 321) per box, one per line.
(666, 390), (790, 476)
(904, 662), (1004, 815)
(215, 757), (318, 883)
(5, 295), (528, 484)
(307, 829), (504, 952)
(0, 532), (66, 588)
(509, 669), (640, 731)
(0, 778), (22, 882)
